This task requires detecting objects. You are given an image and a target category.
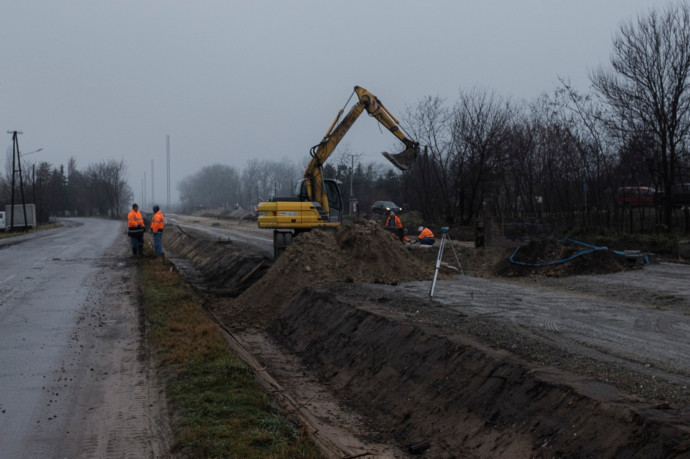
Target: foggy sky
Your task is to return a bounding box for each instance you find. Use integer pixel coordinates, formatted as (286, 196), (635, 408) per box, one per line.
(1, 0), (665, 206)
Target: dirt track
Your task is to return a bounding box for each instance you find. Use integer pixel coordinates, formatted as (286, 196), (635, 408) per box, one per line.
(164, 215), (690, 458)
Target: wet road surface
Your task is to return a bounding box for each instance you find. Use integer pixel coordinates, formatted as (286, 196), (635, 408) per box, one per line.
(0, 218), (170, 457)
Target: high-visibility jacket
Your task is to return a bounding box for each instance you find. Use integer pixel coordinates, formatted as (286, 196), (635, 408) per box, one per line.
(385, 215), (402, 228)
(418, 227), (434, 240)
(128, 209), (144, 229)
(151, 210), (165, 233)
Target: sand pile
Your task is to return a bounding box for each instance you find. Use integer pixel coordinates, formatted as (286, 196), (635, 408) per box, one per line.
(215, 218), (437, 330)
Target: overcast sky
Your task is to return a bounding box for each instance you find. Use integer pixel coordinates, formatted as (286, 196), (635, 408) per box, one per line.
(1, 0), (667, 206)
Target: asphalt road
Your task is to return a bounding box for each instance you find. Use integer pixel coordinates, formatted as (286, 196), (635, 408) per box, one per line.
(0, 218), (169, 458)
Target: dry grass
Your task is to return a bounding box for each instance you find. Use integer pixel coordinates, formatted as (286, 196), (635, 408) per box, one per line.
(138, 254), (323, 458)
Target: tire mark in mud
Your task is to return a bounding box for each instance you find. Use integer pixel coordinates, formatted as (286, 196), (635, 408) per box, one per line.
(208, 310), (404, 459)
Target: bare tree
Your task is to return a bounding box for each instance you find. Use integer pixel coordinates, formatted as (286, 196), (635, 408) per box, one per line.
(178, 164), (240, 211)
(591, 2), (690, 228)
(404, 95), (452, 221)
(85, 159), (128, 216)
(451, 89), (513, 224)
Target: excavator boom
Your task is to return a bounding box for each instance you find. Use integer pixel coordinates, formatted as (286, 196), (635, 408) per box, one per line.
(257, 86), (419, 257)
(352, 86), (419, 171)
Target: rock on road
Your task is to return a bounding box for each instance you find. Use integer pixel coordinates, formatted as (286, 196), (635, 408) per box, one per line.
(0, 218), (171, 458)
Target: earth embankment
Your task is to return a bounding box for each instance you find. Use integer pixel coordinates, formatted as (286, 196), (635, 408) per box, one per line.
(272, 285), (689, 458)
(160, 218), (690, 458)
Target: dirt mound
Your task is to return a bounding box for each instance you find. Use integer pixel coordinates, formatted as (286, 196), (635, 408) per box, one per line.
(493, 239), (635, 278)
(215, 218), (437, 331)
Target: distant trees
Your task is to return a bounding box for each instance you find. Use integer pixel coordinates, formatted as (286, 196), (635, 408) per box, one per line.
(0, 156), (132, 222)
(178, 164), (241, 210)
(84, 159), (129, 217)
(8, 3), (690, 234)
(380, 2), (690, 234)
(591, 2), (690, 228)
(178, 0), (690, 237)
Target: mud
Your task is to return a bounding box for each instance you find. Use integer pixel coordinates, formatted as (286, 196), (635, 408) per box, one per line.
(163, 218), (690, 458)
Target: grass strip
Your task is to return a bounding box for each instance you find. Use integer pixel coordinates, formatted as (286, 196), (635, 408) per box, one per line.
(138, 255), (323, 458)
(0, 222), (62, 238)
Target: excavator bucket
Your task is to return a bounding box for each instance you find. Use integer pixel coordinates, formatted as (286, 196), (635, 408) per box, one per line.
(382, 145), (419, 171)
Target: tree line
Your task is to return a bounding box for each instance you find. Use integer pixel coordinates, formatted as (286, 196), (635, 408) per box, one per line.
(401, 2), (690, 234)
(180, 4), (690, 234)
(0, 157), (130, 223)
(6, 4), (690, 236)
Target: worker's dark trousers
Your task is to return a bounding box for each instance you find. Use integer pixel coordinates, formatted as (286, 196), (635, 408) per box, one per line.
(130, 234), (144, 255)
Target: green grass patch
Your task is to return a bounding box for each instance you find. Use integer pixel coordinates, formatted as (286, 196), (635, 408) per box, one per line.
(138, 255), (324, 458)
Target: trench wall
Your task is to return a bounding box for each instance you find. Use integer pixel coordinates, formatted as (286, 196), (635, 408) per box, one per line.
(270, 287), (690, 458)
(155, 227), (272, 294)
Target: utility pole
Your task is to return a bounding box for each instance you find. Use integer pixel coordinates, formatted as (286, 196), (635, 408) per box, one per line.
(151, 159), (155, 205)
(166, 135), (170, 208)
(7, 130), (29, 231)
(346, 153), (362, 215)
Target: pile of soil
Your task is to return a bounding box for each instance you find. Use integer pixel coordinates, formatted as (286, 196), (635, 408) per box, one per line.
(214, 218), (437, 331)
(210, 228), (639, 330)
(492, 239), (635, 278)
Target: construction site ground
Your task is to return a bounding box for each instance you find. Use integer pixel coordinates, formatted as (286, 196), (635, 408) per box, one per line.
(163, 213), (690, 458)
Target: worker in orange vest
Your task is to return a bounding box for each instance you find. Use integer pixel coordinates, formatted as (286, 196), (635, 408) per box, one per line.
(417, 226), (435, 246)
(127, 203), (145, 256)
(385, 211), (402, 228)
(151, 205), (165, 256)
(385, 211), (411, 243)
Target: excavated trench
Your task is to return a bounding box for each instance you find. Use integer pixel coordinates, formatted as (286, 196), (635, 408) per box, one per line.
(161, 223), (690, 458)
(272, 286), (689, 457)
(163, 225), (272, 295)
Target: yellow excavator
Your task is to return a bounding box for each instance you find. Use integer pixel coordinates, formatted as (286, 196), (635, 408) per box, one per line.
(257, 86), (419, 257)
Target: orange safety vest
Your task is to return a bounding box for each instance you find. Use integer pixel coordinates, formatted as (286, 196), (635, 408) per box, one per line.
(385, 215), (402, 228)
(418, 227), (434, 240)
(128, 209), (144, 228)
(151, 210), (165, 233)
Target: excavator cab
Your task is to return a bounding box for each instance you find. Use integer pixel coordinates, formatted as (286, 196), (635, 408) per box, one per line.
(294, 178), (343, 223)
(382, 144), (419, 171)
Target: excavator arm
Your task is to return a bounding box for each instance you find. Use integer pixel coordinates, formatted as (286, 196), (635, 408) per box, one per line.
(258, 85), (419, 257)
(304, 86), (419, 215)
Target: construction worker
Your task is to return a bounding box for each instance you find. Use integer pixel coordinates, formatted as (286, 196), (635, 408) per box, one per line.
(127, 203), (145, 256)
(385, 211), (402, 228)
(385, 211), (411, 243)
(417, 226), (435, 246)
(151, 205), (165, 256)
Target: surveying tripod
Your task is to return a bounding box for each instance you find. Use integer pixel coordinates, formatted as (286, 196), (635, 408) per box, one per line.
(429, 227), (463, 300)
